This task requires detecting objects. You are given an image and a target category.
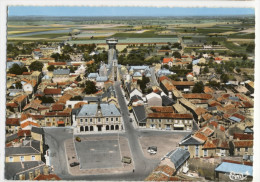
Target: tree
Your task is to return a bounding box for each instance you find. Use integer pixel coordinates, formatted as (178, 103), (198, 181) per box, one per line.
(47, 65), (55, 71)
(84, 80), (97, 94)
(15, 81), (23, 89)
(29, 61), (43, 72)
(38, 96), (55, 104)
(203, 66), (209, 74)
(172, 51), (181, 59)
(192, 81), (204, 93)
(220, 74), (229, 83)
(70, 96), (83, 101)
(242, 54), (248, 61)
(162, 64), (169, 69)
(8, 63), (23, 75)
(76, 75), (82, 82)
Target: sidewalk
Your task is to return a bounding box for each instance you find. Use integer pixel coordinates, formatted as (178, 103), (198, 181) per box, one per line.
(64, 136), (134, 176)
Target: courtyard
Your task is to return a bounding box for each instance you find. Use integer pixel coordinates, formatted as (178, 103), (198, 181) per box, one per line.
(75, 139), (122, 169)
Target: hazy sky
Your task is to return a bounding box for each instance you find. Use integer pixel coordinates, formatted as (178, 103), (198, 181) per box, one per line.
(8, 6), (254, 17)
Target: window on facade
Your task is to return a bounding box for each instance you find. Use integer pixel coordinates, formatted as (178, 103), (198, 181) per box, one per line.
(159, 119), (161, 122)
(80, 119), (83, 123)
(175, 120), (178, 124)
(98, 118), (101, 122)
(53, 118), (55, 121)
(195, 145), (199, 157)
(106, 118), (109, 122)
(111, 118), (113, 122)
(9, 156), (13, 162)
(116, 118), (118, 121)
(85, 119), (88, 122)
(185, 120), (187, 124)
(47, 119), (49, 121)
(203, 150), (207, 157)
(20, 156), (24, 162)
(159, 124), (161, 127)
(245, 147), (248, 152)
(90, 118), (92, 122)
(237, 148), (240, 152)
(32, 156), (35, 161)
(184, 145), (188, 150)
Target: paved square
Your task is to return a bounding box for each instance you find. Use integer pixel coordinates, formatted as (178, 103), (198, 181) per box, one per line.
(75, 140), (122, 169)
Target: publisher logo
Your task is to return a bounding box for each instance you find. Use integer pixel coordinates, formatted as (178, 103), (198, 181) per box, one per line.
(229, 171), (249, 181)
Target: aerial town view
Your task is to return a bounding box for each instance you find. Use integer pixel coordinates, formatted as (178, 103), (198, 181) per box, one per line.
(4, 6), (255, 181)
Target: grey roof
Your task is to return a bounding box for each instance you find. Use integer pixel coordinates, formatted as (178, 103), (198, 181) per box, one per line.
(88, 73), (99, 78)
(133, 105), (147, 123)
(100, 104), (121, 117)
(96, 76), (108, 82)
(31, 127), (44, 135)
(102, 86), (116, 99)
(208, 106), (217, 111)
(229, 116), (241, 123)
(215, 162), (252, 177)
(77, 103), (121, 117)
(244, 127), (253, 133)
(179, 135), (203, 145)
(5, 146), (40, 156)
(53, 69), (70, 75)
(229, 96), (239, 101)
(24, 140), (41, 152)
(5, 161), (45, 180)
(162, 95), (175, 106)
(6, 134), (19, 143)
(83, 96), (100, 102)
(166, 148), (190, 170)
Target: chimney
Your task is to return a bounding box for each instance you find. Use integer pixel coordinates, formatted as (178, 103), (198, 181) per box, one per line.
(19, 174), (25, 180)
(35, 169), (41, 177)
(29, 172), (34, 180)
(43, 166), (49, 175)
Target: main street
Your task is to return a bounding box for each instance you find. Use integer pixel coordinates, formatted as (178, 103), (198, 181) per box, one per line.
(44, 81), (191, 180)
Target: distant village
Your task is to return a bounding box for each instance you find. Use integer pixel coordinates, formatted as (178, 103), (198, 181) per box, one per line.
(5, 31), (254, 181)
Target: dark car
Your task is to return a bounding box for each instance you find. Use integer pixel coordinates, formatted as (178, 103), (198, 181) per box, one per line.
(70, 162), (80, 167)
(75, 137), (81, 142)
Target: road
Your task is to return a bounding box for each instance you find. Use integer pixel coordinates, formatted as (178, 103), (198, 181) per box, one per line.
(150, 67), (159, 87)
(44, 81), (191, 180)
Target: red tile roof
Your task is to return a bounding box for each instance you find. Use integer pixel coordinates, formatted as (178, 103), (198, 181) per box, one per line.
(13, 95), (27, 103)
(33, 174), (61, 180)
(183, 93), (212, 100)
(195, 107), (207, 115)
(17, 130), (31, 137)
(44, 88), (62, 95)
(51, 104), (65, 111)
(150, 106), (174, 113)
(233, 133), (253, 140)
(6, 118), (20, 126)
(233, 140), (253, 148)
(148, 113), (193, 119)
(209, 121), (218, 128)
(193, 132), (208, 142)
(6, 102), (18, 108)
(162, 57), (174, 64)
(22, 72), (32, 75)
(172, 81), (195, 86)
(232, 113), (246, 122)
(48, 62), (66, 66)
(20, 121), (40, 129)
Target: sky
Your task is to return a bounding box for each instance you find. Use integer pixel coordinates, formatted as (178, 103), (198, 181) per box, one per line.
(8, 6), (255, 17)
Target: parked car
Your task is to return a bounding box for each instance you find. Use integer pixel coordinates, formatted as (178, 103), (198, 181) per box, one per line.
(121, 156), (131, 164)
(75, 136), (81, 142)
(70, 162), (80, 167)
(147, 146), (157, 155)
